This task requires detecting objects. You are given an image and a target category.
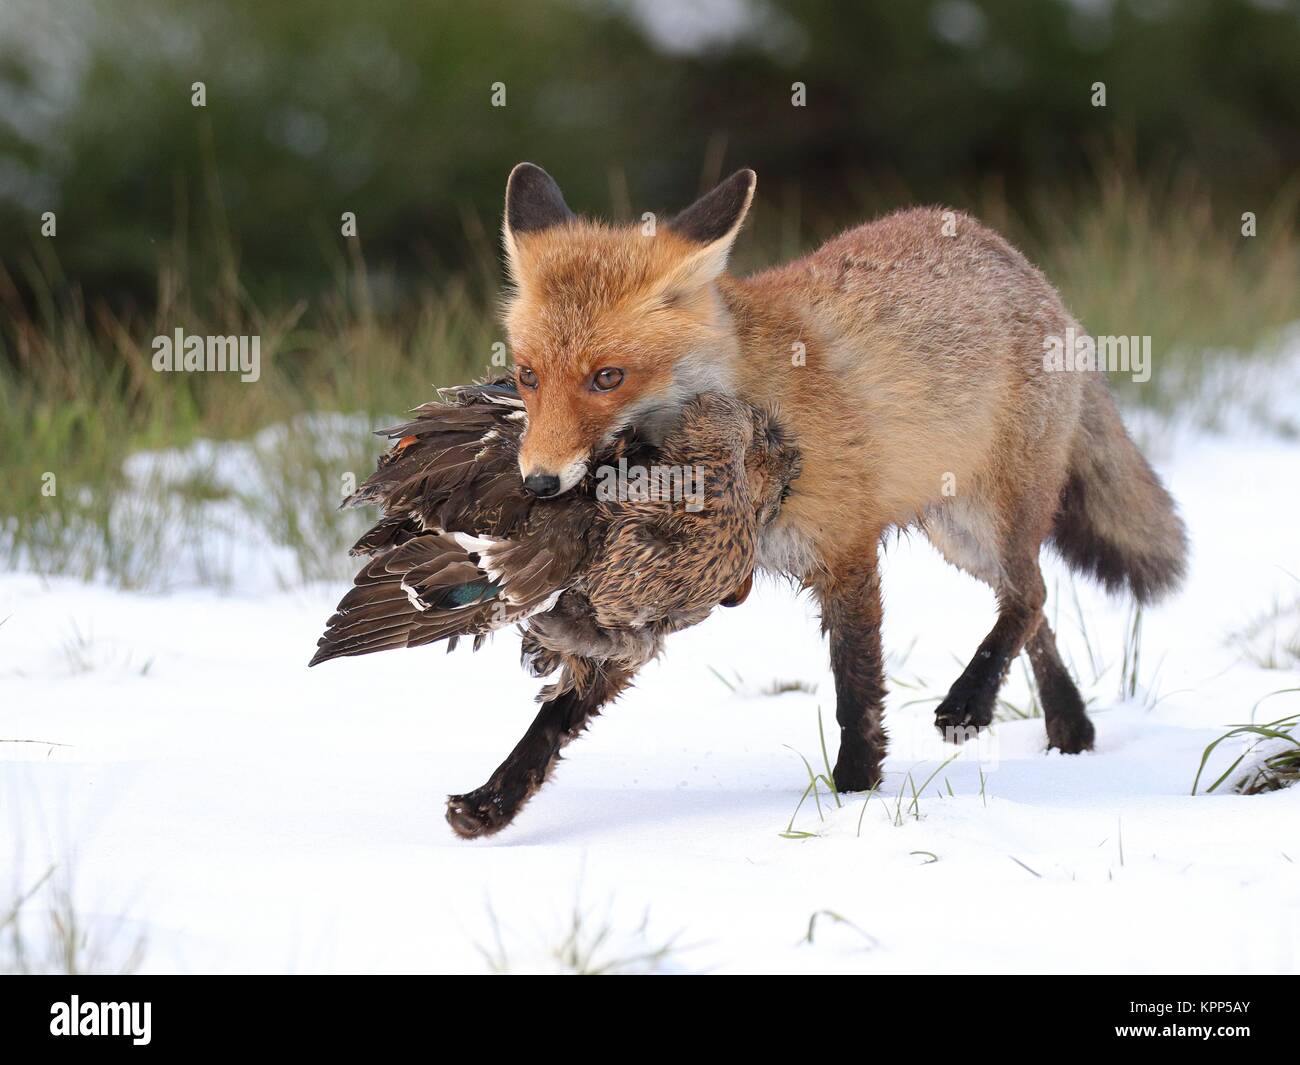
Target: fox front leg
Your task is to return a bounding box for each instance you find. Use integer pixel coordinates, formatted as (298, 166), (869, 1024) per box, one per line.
(445, 662), (632, 838)
(818, 547), (888, 792)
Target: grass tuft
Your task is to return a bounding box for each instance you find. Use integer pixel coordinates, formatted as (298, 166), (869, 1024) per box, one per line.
(1, 865), (146, 975)
(1193, 696), (1300, 796)
(475, 893), (685, 975)
(780, 706), (841, 838)
(1234, 578), (1300, 670)
(803, 909), (879, 949)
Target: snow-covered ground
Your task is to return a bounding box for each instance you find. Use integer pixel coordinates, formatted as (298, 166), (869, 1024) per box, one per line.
(3, 360), (1300, 974)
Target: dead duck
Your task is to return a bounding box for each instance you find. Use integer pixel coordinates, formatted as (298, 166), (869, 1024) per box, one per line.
(311, 378), (800, 837)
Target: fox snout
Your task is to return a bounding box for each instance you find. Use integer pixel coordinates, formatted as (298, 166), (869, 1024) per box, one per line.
(519, 452), (590, 497)
(521, 472), (560, 497)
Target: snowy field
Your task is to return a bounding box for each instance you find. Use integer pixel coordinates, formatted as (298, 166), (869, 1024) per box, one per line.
(3, 361), (1299, 974)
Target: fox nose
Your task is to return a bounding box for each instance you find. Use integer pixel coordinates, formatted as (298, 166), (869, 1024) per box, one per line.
(522, 473), (562, 498)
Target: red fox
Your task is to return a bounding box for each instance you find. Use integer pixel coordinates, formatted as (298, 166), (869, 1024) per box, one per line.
(487, 163), (1185, 818)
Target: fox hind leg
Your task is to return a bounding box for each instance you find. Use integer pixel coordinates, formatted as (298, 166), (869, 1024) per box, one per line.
(928, 491), (1095, 751)
(932, 550), (1046, 740)
(1026, 620), (1094, 753)
(925, 478), (1085, 746)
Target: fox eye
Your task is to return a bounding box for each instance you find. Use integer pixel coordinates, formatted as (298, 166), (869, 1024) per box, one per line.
(517, 366), (538, 390)
(591, 367), (624, 392)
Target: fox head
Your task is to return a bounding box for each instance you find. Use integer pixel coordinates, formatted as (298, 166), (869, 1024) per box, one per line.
(500, 163), (756, 496)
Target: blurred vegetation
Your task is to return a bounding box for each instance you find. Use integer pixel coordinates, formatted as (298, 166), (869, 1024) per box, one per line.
(1, 0), (1298, 587)
(1, 0), (1298, 300)
(3, 166), (1297, 589)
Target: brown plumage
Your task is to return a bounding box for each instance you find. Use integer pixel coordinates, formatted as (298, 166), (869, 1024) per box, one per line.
(310, 380), (801, 707)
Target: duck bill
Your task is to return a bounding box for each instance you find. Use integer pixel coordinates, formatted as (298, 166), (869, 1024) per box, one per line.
(720, 570), (754, 608)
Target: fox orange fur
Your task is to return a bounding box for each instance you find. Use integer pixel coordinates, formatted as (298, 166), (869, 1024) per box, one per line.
(498, 162), (1186, 806)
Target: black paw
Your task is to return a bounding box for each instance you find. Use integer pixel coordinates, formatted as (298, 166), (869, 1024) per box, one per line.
(832, 757), (883, 794)
(1046, 712), (1096, 754)
(934, 680), (997, 743)
(445, 788), (513, 839)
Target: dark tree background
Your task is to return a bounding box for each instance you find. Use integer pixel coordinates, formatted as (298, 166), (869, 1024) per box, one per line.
(0, 0), (1297, 304)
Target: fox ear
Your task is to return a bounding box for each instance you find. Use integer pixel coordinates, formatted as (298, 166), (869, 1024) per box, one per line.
(665, 169), (756, 286)
(504, 163), (574, 238)
(503, 163), (574, 284)
(670, 170), (756, 245)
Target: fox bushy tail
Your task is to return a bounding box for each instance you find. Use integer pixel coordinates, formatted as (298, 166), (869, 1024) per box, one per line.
(1051, 375), (1188, 604)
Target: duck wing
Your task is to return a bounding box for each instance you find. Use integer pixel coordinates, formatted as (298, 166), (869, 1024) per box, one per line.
(345, 378), (532, 546)
(310, 379), (595, 666)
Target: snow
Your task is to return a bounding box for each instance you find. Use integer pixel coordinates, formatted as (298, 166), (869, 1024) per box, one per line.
(3, 365), (1299, 974)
